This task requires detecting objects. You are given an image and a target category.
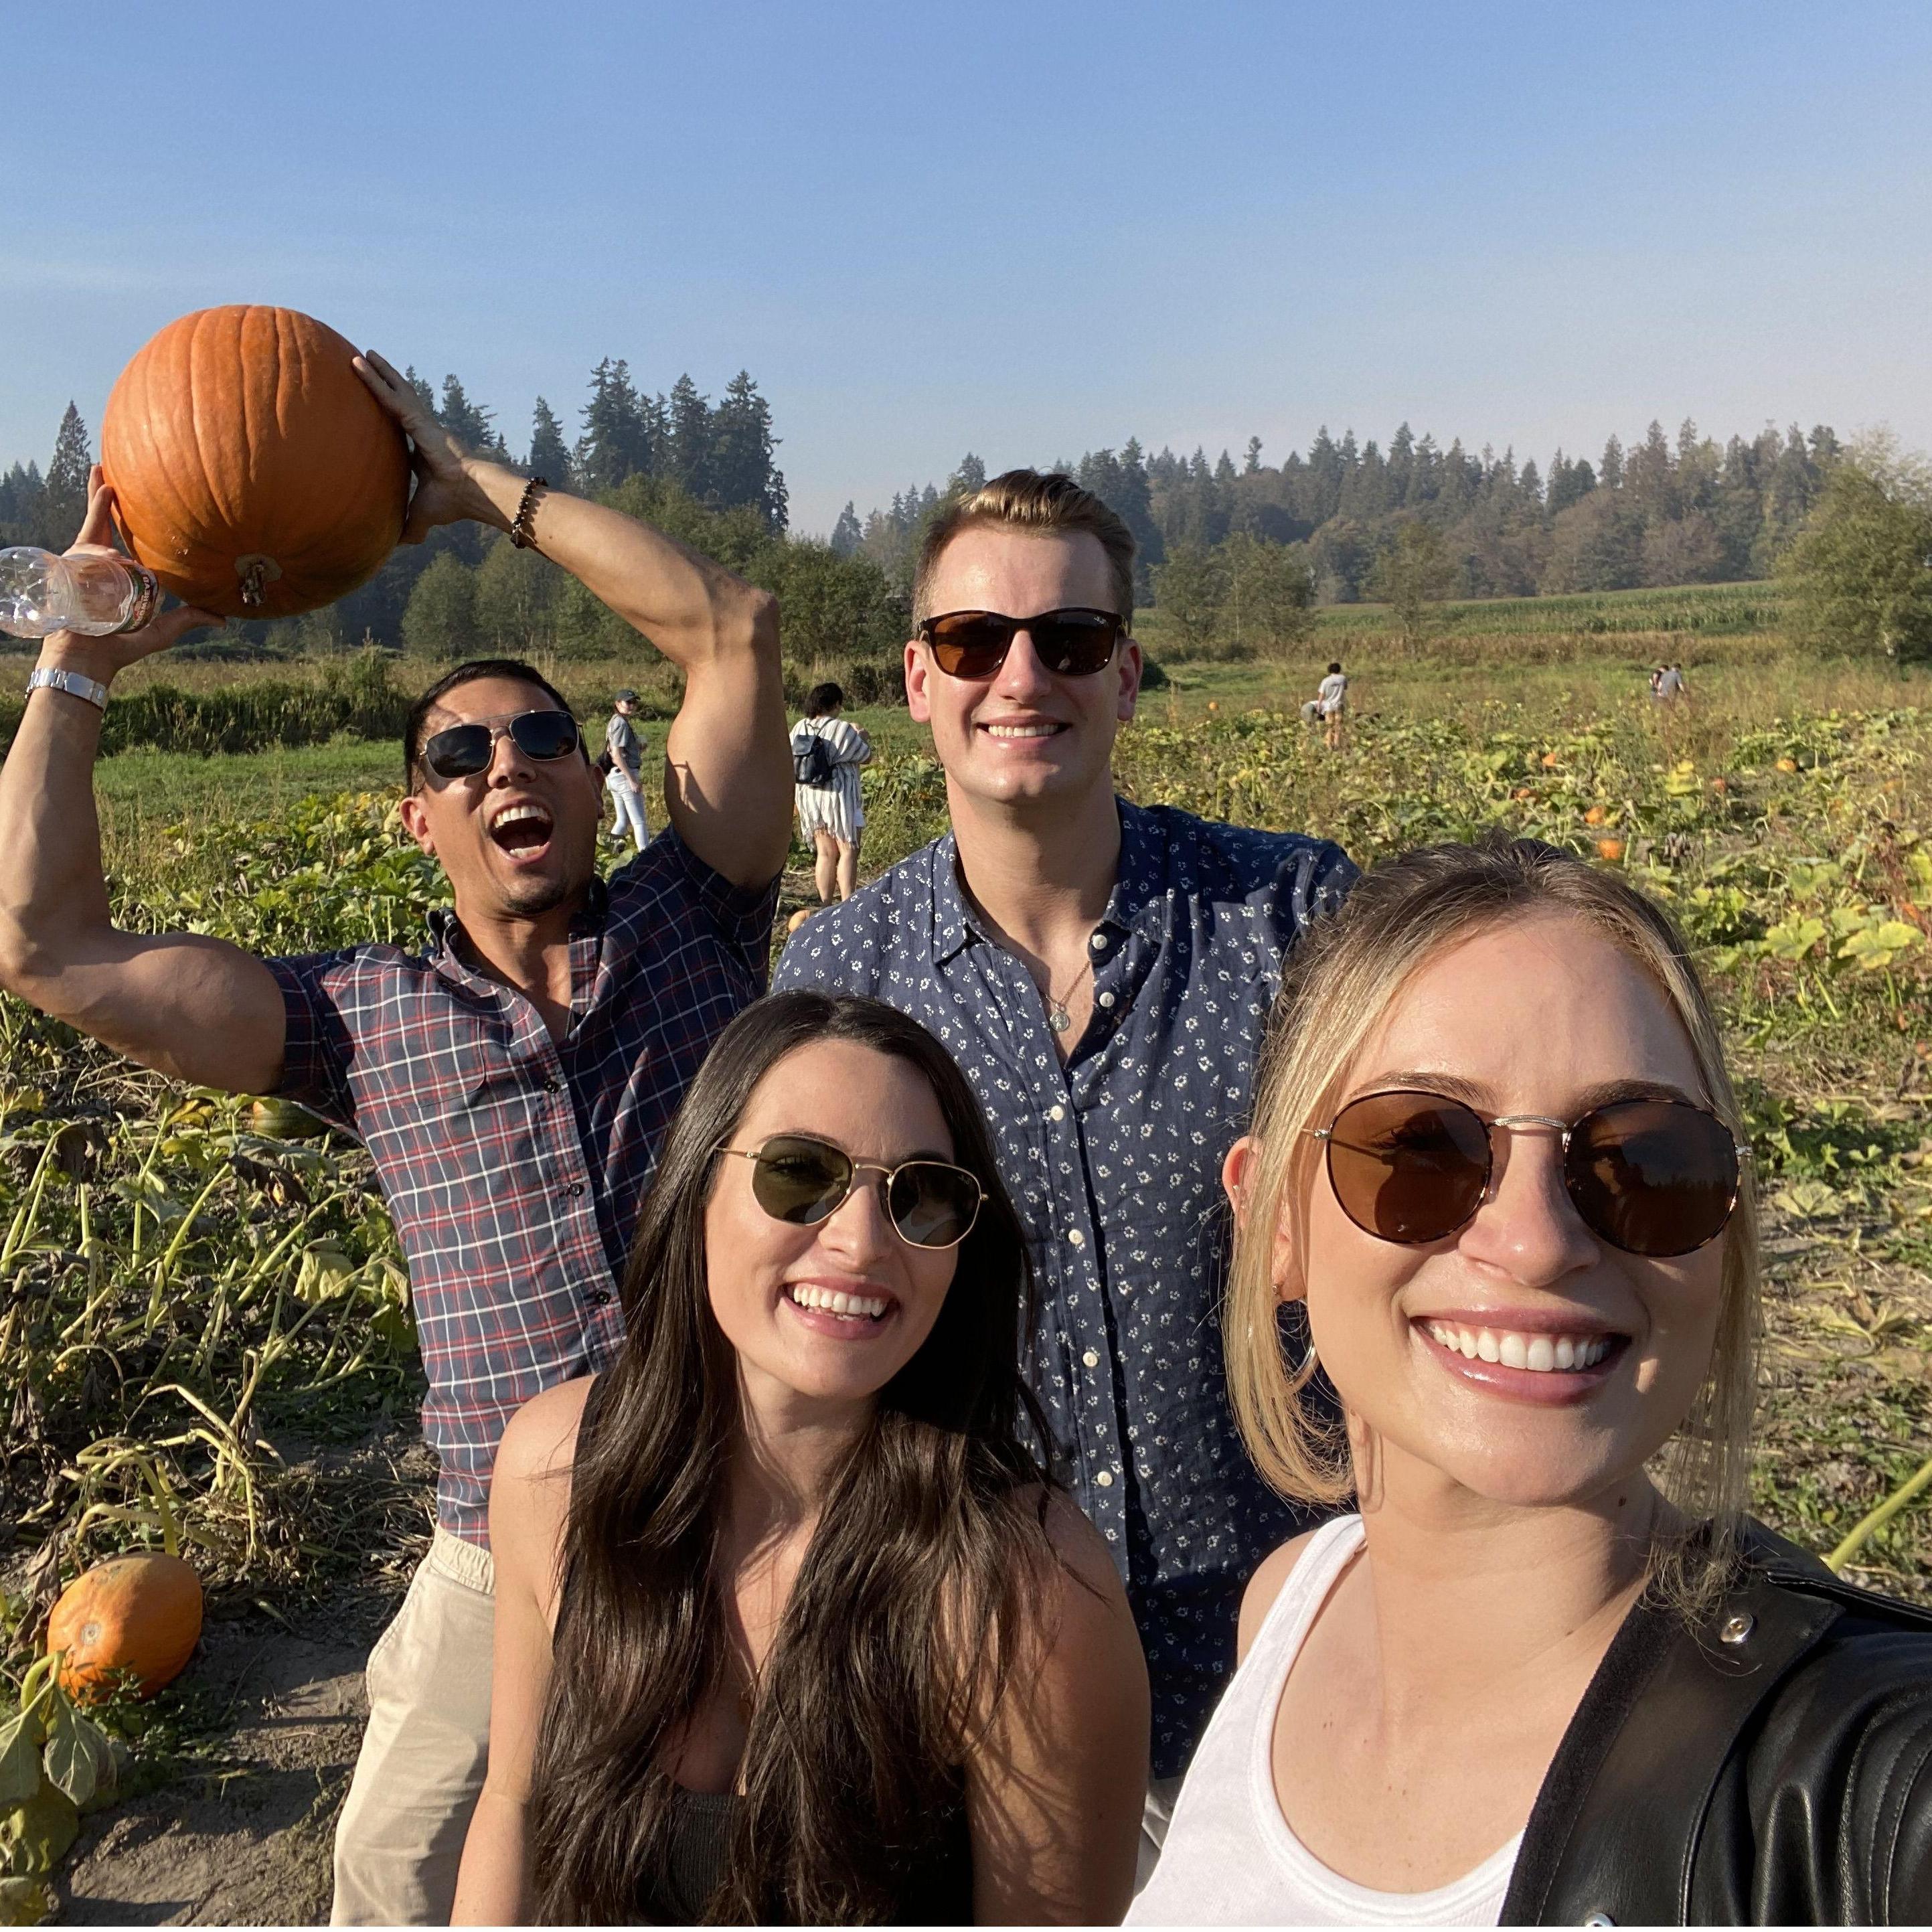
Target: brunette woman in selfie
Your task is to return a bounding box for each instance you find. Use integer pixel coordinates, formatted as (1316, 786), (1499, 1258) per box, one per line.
(1134, 839), (1931, 1927)
(451, 990), (1149, 1925)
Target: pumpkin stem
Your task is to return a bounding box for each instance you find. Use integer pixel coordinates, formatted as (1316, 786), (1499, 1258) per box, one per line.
(233, 554), (283, 610)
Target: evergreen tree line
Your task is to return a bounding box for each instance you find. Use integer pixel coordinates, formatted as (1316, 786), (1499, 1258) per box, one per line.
(832, 417), (1846, 618)
(1, 366), (908, 675)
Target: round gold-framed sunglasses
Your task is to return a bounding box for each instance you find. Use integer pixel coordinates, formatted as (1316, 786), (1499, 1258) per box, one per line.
(716, 1133), (985, 1251)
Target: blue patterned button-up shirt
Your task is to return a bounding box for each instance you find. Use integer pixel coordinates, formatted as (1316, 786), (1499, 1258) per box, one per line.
(774, 798), (1355, 1774)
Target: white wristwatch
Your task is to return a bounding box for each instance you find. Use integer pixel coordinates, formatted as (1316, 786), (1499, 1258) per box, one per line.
(27, 667), (110, 711)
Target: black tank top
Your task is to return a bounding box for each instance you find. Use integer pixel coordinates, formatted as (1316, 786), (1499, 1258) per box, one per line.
(565, 1374), (977, 1925)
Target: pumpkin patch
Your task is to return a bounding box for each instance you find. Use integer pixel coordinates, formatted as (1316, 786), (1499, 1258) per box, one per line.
(100, 307), (409, 620)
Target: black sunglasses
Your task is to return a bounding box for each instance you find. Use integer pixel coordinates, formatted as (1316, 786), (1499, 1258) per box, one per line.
(916, 607), (1128, 680)
(418, 708), (582, 785)
(1312, 1090), (1745, 1258)
(716, 1133), (985, 1251)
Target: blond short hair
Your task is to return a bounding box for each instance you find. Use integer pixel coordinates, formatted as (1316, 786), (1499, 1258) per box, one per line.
(1225, 839), (1761, 1614)
(912, 470), (1136, 625)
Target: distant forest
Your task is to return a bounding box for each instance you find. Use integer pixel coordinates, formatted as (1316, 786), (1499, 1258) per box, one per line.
(835, 419), (1843, 605)
(0, 360), (812, 661)
(1, 369), (1847, 666)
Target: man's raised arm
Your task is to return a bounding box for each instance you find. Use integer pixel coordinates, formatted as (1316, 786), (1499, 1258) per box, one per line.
(0, 472), (290, 1093)
(355, 353), (793, 890)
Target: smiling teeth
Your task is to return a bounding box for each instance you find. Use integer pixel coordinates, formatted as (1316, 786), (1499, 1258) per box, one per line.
(985, 724), (1059, 738)
(789, 1283), (888, 1319)
(492, 803), (551, 829)
(1425, 1321), (1611, 1371)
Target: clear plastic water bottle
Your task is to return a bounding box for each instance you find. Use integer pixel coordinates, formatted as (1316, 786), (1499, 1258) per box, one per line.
(0, 546), (159, 639)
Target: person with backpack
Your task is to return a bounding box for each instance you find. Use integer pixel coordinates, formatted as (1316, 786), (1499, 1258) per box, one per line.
(602, 688), (650, 854)
(790, 681), (872, 904)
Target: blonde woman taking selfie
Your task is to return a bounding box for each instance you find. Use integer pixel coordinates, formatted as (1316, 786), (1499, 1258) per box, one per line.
(1134, 839), (1932, 1927)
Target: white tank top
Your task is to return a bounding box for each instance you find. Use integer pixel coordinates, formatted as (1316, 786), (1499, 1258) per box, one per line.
(1128, 1515), (1522, 1927)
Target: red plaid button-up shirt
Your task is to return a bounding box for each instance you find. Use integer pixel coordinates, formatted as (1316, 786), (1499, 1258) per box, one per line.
(269, 831), (778, 1546)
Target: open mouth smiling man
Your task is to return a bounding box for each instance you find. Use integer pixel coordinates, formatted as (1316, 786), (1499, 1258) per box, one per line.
(0, 351), (793, 1925)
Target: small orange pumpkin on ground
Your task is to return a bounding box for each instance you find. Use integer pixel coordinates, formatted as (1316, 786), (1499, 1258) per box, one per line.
(1540, 751), (1561, 769)
(1595, 837), (1627, 863)
(48, 1554), (204, 1700)
(1710, 776), (1729, 793)
(1776, 756), (1799, 773)
(1584, 805), (1608, 826)
(101, 305), (409, 620)
(785, 908), (814, 935)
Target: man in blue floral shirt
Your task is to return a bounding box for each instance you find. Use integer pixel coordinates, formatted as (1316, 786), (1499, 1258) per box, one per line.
(775, 470), (1354, 1872)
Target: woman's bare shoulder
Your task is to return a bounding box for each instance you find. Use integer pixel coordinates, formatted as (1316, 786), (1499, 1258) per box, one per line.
(1039, 1490), (1124, 1599)
(493, 1373), (596, 1488)
(1237, 1526), (1325, 1663)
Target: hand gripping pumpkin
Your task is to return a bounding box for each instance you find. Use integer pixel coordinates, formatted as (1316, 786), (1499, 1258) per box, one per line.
(46, 1553), (205, 1700)
(100, 305), (410, 619)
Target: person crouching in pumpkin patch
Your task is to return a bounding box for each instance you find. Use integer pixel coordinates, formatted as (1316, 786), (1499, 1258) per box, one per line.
(0, 350), (794, 1927)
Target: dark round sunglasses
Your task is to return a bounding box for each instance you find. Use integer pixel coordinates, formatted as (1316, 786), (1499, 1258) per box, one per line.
(418, 708), (582, 785)
(916, 607), (1128, 680)
(1312, 1090), (1745, 1258)
(716, 1133), (986, 1251)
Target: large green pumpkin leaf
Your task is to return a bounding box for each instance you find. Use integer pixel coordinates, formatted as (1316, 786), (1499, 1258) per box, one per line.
(39, 1702), (100, 1810)
(0, 1785), (78, 1879)
(0, 1875), (51, 1926)
(0, 1722), (41, 1812)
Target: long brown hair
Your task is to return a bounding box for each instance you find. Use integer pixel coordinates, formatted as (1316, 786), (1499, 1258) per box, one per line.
(529, 991), (1056, 1923)
(1224, 839), (1761, 1615)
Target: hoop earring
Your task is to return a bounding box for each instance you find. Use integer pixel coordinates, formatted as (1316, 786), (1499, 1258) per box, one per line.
(1290, 1340), (1319, 1390)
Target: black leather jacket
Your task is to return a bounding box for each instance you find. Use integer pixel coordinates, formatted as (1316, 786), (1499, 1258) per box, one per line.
(1502, 1521), (1932, 1924)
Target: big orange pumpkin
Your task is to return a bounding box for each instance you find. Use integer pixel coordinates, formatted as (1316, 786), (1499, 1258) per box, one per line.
(47, 1554), (204, 1700)
(100, 306), (409, 619)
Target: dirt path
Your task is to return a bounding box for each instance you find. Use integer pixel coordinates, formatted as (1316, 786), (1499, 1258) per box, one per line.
(58, 1587), (390, 1927)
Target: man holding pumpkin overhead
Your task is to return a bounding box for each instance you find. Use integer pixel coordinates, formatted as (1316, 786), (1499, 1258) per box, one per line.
(0, 348), (793, 1924)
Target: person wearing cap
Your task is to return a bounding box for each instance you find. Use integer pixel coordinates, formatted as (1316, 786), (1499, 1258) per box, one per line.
(605, 689), (649, 852)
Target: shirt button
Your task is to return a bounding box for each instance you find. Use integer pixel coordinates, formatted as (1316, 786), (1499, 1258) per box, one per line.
(1089, 932), (1108, 951)
(567, 1182), (585, 1197)
(1067, 1228), (1085, 1248)
(1095, 1469), (1114, 1487)
(1048, 1104), (1066, 1122)
(542, 1075), (563, 1093)
(587, 1289), (613, 1307)
(1097, 990), (1116, 1009)
(1082, 1350), (1099, 1368)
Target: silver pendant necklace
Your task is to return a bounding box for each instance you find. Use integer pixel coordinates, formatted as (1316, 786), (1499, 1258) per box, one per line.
(1040, 955), (1093, 1035)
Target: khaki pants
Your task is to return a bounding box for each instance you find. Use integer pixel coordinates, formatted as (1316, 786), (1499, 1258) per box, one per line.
(331, 1529), (495, 1926)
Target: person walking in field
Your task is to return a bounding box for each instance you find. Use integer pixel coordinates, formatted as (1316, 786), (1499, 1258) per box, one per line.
(603, 687), (650, 853)
(789, 680), (872, 903)
(1315, 659), (1348, 747)
(773, 470), (1355, 1880)
(0, 349), (792, 1927)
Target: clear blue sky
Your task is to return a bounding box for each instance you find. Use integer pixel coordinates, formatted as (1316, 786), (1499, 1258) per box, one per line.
(7, 1), (1930, 534)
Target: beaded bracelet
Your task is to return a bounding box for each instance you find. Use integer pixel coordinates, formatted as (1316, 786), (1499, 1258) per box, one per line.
(509, 476), (549, 550)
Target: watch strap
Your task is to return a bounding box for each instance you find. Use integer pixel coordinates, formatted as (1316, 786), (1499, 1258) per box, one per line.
(27, 667), (110, 711)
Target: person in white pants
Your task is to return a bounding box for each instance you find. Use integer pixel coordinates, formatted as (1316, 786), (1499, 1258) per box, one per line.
(605, 690), (650, 852)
